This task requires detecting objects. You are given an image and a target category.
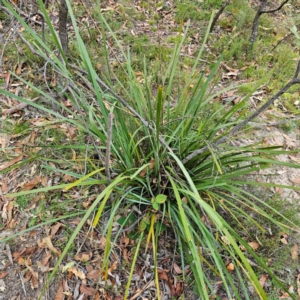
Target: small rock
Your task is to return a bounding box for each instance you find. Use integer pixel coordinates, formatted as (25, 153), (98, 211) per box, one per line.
(0, 279), (6, 292)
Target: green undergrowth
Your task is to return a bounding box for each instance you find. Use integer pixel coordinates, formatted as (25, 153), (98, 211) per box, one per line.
(246, 196), (300, 299)
(177, 0), (299, 104)
(1, 0), (299, 107)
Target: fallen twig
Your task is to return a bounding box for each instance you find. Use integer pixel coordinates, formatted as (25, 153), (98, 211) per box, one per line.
(210, 0), (230, 33)
(2, 97), (39, 115)
(271, 32), (293, 52)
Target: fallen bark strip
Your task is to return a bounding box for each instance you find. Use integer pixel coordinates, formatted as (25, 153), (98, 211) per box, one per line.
(2, 97), (39, 115)
(182, 60), (300, 164)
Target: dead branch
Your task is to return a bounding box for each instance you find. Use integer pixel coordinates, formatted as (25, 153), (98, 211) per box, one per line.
(271, 32), (293, 51)
(210, 0), (230, 33)
(249, 0), (289, 45)
(249, 0), (268, 45)
(261, 0), (290, 14)
(182, 60), (300, 164)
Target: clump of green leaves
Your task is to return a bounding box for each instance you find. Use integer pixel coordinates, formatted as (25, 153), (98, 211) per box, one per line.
(1, 1), (300, 300)
(151, 194), (167, 210)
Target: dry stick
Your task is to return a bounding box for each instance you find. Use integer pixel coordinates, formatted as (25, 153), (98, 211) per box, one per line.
(259, 0), (290, 14)
(3, 4), (46, 42)
(182, 60), (300, 165)
(16, 28), (41, 56)
(209, 0), (230, 33)
(70, 64), (173, 154)
(5, 244), (13, 264)
(2, 97), (39, 115)
(271, 32), (293, 52)
(18, 271), (27, 296)
(250, 0), (289, 44)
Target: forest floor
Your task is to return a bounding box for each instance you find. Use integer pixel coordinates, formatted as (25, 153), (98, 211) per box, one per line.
(0, 0), (300, 299)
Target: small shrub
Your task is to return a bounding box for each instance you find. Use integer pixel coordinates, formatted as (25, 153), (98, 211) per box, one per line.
(1, 1), (300, 299)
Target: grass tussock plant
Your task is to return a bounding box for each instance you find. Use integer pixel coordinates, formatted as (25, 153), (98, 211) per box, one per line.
(1, 0), (300, 299)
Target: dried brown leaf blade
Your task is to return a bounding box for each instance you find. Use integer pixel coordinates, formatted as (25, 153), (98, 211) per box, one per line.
(54, 280), (64, 300)
(39, 236), (61, 256)
(259, 274), (268, 288)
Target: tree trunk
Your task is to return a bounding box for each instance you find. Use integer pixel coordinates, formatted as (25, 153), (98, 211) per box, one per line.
(59, 0), (68, 53)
